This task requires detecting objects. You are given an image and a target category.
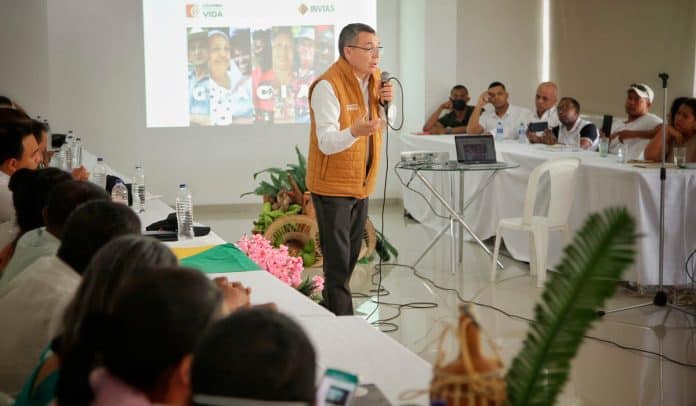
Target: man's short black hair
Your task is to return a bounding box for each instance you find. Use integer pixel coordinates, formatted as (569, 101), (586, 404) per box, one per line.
(338, 23), (375, 58)
(559, 97), (581, 113)
(488, 81), (506, 91)
(191, 307), (317, 404)
(0, 120), (34, 166)
(9, 168), (72, 232)
(0, 96), (12, 108)
(30, 119), (49, 144)
(57, 200), (141, 275)
(46, 180), (110, 231)
(451, 85), (468, 94)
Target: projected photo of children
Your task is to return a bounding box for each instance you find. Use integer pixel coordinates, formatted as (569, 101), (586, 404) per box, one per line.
(271, 26), (295, 123)
(187, 27), (255, 126)
(187, 28), (211, 126)
(251, 28), (274, 123)
(314, 25), (335, 75)
(291, 26), (317, 123)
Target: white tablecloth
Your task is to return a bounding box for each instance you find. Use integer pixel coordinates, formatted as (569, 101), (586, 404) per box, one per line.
(399, 134), (696, 286)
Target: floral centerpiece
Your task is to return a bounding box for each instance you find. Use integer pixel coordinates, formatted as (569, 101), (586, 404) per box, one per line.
(237, 233), (324, 301)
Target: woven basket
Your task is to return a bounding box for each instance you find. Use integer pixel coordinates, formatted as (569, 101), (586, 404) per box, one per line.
(430, 305), (506, 405)
(359, 217), (377, 260)
(263, 214), (323, 268)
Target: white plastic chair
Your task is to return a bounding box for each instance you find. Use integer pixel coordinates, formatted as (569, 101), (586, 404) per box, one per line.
(490, 157), (581, 287)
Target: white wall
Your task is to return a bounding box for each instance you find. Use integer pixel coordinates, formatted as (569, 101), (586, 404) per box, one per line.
(552, 0), (696, 116)
(455, 0), (543, 114)
(0, 0), (50, 117)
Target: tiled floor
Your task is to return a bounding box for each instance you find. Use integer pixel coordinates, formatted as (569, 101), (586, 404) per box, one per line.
(197, 202), (696, 406)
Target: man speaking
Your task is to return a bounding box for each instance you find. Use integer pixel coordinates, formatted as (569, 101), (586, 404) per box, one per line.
(306, 23), (392, 315)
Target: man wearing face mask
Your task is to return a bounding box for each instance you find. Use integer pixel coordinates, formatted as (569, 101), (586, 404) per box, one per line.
(423, 85), (476, 134)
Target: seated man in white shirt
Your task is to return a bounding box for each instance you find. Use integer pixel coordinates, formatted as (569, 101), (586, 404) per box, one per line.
(608, 83), (662, 159)
(529, 97), (599, 149)
(0, 117), (42, 248)
(0, 200), (140, 395)
(466, 81), (531, 140)
(526, 82), (560, 140)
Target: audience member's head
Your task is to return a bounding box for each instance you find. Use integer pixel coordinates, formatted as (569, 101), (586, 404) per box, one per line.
(669, 97), (689, 126)
(450, 85), (470, 110)
(58, 267), (224, 405)
(9, 167), (72, 234)
(487, 81), (509, 110)
(0, 119), (41, 175)
(535, 82), (559, 114)
(673, 98), (696, 136)
(57, 236), (179, 404)
(30, 119), (50, 167)
(56, 200), (141, 275)
(0, 96), (13, 109)
(557, 97), (581, 128)
(271, 26), (295, 84)
(191, 307), (317, 405)
(45, 179), (111, 238)
(625, 83), (654, 119)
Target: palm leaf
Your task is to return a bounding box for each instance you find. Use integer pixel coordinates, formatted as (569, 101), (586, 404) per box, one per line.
(253, 167), (286, 180)
(506, 207), (637, 406)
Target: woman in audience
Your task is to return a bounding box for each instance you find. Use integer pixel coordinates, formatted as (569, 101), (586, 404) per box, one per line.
(0, 200), (140, 395)
(14, 235), (178, 405)
(191, 307), (317, 405)
(644, 98), (696, 163)
(0, 168), (71, 272)
(56, 267), (230, 405)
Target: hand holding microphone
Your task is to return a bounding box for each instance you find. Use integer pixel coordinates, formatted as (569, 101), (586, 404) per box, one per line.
(379, 71), (393, 107)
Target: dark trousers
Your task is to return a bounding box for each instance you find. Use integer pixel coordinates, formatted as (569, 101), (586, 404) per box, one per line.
(311, 194), (368, 315)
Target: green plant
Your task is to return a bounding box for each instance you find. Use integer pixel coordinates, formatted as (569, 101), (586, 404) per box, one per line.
(241, 146), (307, 198)
(505, 207), (637, 405)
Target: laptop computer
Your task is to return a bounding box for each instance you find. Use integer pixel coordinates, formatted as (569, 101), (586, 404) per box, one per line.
(454, 135), (507, 168)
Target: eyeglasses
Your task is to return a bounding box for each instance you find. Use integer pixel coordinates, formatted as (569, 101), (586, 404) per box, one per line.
(346, 45), (383, 55)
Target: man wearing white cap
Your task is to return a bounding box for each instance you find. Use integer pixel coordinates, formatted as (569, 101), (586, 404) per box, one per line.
(608, 83), (662, 159)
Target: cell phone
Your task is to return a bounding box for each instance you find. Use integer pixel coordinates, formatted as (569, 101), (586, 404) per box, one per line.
(528, 121), (548, 132)
(316, 368), (359, 406)
(601, 115), (613, 136)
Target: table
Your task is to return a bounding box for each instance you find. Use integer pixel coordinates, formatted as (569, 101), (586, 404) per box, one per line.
(396, 160), (519, 274)
(125, 160), (432, 404)
(296, 316), (432, 405)
(400, 134), (696, 286)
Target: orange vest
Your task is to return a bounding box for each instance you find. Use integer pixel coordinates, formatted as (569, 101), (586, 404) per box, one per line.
(306, 58), (382, 199)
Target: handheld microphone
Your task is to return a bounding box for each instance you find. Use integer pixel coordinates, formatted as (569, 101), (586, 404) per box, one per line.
(380, 71), (390, 118)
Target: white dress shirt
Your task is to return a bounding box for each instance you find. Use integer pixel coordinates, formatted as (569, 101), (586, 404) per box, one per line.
(609, 113), (662, 159)
(0, 255), (79, 395)
(529, 105), (560, 128)
(310, 76), (395, 155)
(0, 171), (14, 224)
(478, 104), (532, 140)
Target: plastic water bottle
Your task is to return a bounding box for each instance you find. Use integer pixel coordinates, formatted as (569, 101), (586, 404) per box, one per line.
(92, 157), (107, 190)
(176, 184), (194, 240)
(64, 133), (74, 169)
(517, 122), (527, 143)
(111, 180), (129, 205)
(133, 165), (146, 213)
(495, 122), (504, 141)
(73, 137), (83, 167)
(616, 143), (626, 163)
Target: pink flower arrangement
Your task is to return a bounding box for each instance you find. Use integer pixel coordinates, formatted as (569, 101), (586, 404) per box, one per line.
(237, 234), (324, 297)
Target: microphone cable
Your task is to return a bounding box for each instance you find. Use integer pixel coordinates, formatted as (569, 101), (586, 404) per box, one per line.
(365, 74), (406, 324)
